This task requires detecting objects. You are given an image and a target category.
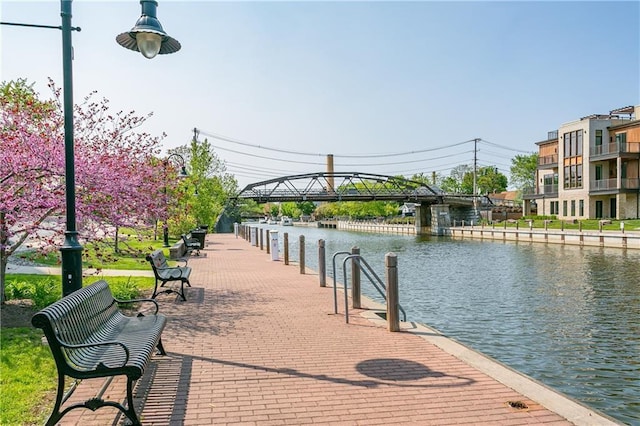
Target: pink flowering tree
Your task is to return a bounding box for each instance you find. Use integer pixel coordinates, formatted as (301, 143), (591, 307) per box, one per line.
(0, 79), (168, 301)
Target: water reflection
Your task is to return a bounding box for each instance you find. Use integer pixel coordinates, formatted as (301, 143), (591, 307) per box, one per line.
(265, 225), (639, 425)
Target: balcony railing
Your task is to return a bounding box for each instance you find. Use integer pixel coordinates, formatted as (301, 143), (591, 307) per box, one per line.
(590, 178), (640, 191)
(538, 154), (558, 166)
(522, 184), (558, 196)
(591, 179), (617, 190)
(622, 178), (640, 189)
(590, 141), (640, 157)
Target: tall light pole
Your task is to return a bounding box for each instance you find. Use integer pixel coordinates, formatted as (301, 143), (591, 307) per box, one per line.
(2, 0), (181, 296)
(163, 153), (188, 247)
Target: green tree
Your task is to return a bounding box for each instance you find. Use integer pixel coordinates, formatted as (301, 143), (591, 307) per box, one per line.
(410, 172), (440, 186)
(296, 201), (316, 216)
(269, 204), (280, 218)
(167, 137), (238, 234)
(461, 166), (508, 194)
(280, 202), (298, 218)
(439, 165), (472, 193)
(510, 154), (538, 191)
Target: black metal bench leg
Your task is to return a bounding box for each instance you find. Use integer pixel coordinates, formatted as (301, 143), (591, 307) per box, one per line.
(179, 281), (187, 301)
(45, 372), (67, 426)
(157, 338), (167, 355)
(124, 378), (142, 426)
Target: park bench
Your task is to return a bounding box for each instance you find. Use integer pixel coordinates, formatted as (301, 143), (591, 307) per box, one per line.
(146, 249), (191, 301)
(182, 233), (202, 256)
(31, 280), (167, 426)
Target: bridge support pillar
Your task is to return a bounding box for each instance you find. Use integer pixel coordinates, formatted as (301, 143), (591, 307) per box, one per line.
(430, 204), (452, 236)
(414, 204), (432, 235)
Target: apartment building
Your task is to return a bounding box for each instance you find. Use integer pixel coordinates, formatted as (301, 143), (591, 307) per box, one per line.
(524, 105), (640, 220)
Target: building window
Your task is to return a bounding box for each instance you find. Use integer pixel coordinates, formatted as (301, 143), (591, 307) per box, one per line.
(563, 200), (567, 216)
(577, 164), (582, 187)
(550, 201), (559, 215)
(595, 129), (603, 146)
(579, 200), (584, 216)
(562, 130), (584, 189)
(571, 200), (576, 216)
(595, 165), (603, 181)
(576, 130), (583, 155)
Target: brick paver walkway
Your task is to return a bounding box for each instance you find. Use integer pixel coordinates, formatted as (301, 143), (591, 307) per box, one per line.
(56, 233), (611, 425)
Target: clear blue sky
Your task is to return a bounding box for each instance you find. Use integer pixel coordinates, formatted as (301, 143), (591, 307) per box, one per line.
(2, 1), (639, 189)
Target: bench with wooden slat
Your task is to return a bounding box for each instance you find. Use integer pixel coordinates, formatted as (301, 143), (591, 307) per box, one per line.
(31, 280), (167, 426)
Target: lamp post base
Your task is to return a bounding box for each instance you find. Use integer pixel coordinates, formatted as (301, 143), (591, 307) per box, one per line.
(163, 225), (170, 247)
(61, 231), (83, 296)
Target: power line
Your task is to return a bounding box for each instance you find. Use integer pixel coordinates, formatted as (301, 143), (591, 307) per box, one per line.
(199, 128), (478, 159)
(480, 139), (534, 154)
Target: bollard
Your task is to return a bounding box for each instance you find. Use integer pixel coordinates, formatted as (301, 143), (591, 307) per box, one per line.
(266, 231), (271, 254)
(234, 222), (239, 238)
(269, 230), (279, 261)
(386, 253), (399, 332)
(599, 221), (603, 233)
(561, 220), (564, 231)
(621, 221), (625, 233)
(284, 232), (289, 265)
(252, 227), (255, 244)
(318, 239), (326, 287)
(351, 246), (361, 309)
(579, 221), (582, 232)
(299, 235), (305, 274)
(259, 228), (264, 250)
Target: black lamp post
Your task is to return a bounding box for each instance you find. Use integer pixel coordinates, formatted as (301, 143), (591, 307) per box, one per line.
(2, 0), (180, 296)
(163, 153), (188, 247)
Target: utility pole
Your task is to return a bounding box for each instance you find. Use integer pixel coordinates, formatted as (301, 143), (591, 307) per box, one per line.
(473, 138), (479, 214)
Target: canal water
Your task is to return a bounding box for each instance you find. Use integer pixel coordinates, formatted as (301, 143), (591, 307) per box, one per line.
(264, 225), (639, 425)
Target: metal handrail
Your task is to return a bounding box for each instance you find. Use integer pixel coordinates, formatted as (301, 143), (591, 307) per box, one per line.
(331, 251), (352, 319)
(332, 251), (407, 324)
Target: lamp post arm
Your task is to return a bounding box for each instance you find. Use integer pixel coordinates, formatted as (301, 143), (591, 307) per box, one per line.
(0, 21), (80, 31)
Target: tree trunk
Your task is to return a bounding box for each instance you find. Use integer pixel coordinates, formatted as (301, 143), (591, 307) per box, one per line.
(0, 211), (6, 304)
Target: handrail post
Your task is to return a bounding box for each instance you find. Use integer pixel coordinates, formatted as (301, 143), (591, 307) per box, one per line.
(351, 246), (361, 308)
(386, 252), (399, 332)
(318, 239), (326, 287)
(299, 235), (305, 274)
(284, 232), (289, 265)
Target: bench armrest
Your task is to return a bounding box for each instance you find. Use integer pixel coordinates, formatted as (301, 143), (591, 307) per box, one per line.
(174, 257), (189, 266)
(56, 338), (130, 369)
(157, 266), (184, 278)
(115, 297), (160, 315)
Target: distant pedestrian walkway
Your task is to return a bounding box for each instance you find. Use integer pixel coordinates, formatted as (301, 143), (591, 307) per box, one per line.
(41, 234), (617, 425)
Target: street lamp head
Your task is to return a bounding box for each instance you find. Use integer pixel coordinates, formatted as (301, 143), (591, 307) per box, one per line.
(178, 166), (188, 178)
(116, 0), (180, 59)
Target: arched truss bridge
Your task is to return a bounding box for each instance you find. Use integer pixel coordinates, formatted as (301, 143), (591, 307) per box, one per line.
(234, 172), (483, 206)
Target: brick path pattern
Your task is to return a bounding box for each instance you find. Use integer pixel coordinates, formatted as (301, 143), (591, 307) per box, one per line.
(57, 233), (579, 425)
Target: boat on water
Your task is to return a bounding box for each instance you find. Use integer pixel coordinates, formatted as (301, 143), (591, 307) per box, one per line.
(280, 216), (293, 226)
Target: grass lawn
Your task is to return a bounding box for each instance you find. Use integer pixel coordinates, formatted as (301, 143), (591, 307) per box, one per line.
(16, 228), (178, 271)
(1, 273), (157, 425)
(490, 218), (640, 231)
(0, 328), (59, 425)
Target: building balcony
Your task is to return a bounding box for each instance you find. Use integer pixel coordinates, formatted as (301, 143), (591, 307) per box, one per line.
(622, 178), (640, 189)
(538, 154), (558, 168)
(522, 184), (558, 199)
(590, 178), (639, 192)
(590, 141), (640, 159)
